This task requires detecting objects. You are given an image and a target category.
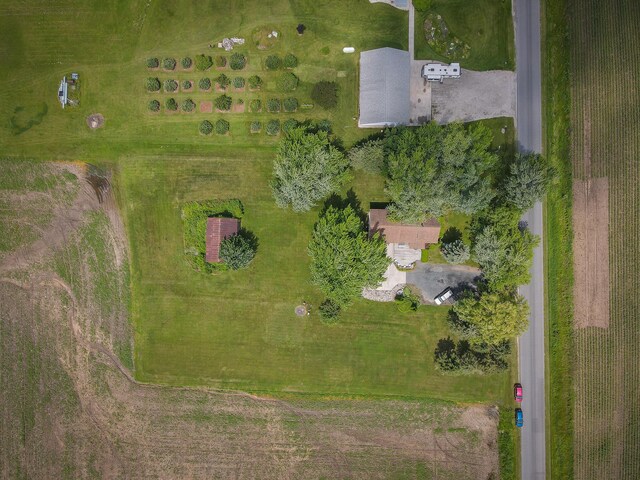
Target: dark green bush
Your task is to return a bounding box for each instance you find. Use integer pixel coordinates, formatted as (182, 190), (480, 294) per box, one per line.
(282, 118), (299, 133)
(215, 55), (226, 67)
(229, 52), (246, 70)
(217, 73), (230, 89)
(233, 77), (245, 89)
(163, 57), (176, 70)
(311, 81), (338, 109)
(277, 72), (299, 92)
(266, 119), (280, 136)
(265, 55), (281, 70)
(195, 54), (213, 71)
(164, 79), (178, 92)
(181, 57), (192, 69)
(283, 97), (298, 112)
(215, 119), (230, 135)
(182, 80), (192, 90)
(396, 289), (421, 312)
(283, 53), (298, 68)
(165, 98), (178, 111)
(146, 57), (159, 68)
(219, 233), (257, 269)
(248, 75), (262, 89)
(250, 121), (262, 133)
(199, 77), (211, 90)
(148, 99), (161, 112)
(319, 299), (341, 323)
(266, 98), (281, 112)
(199, 120), (213, 135)
(146, 77), (161, 92)
(250, 99), (262, 112)
(181, 99), (196, 112)
(215, 95), (232, 111)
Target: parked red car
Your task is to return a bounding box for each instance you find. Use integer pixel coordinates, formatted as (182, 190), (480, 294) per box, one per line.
(514, 383), (523, 402)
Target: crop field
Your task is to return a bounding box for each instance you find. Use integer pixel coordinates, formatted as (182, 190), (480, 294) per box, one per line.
(568, 0), (640, 477)
(0, 160), (504, 479)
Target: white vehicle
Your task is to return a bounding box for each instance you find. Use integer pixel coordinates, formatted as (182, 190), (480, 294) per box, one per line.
(434, 288), (453, 305)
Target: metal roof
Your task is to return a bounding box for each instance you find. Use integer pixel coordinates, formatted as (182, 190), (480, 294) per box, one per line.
(359, 48), (410, 127)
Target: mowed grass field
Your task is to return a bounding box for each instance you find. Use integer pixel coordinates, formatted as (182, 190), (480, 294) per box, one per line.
(0, 0), (515, 403)
(0, 0), (407, 160)
(565, 0), (640, 477)
(413, 0), (515, 70)
(118, 155), (510, 400)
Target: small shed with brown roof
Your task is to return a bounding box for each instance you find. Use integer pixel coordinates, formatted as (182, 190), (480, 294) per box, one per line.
(205, 217), (240, 263)
(368, 208), (440, 249)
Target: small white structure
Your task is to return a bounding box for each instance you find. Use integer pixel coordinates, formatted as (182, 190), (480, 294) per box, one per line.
(422, 63), (461, 82)
(58, 77), (68, 108)
(343, 47), (355, 53)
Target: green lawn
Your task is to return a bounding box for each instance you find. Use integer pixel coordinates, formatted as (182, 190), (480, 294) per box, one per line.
(1, 0), (514, 403)
(414, 0), (515, 71)
(118, 155), (509, 400)
(0, 0), (407, 160)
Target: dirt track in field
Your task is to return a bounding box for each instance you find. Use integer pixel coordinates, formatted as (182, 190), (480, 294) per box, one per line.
(0, 161), (500, 479)
(572, 177), (609, 328)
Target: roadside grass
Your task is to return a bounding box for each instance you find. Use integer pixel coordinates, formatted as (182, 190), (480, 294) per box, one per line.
(0, 0), (407, 161)
(118, 153), (508, 400)
(414, 0), (515, 71)
(542, 1), (574, 477)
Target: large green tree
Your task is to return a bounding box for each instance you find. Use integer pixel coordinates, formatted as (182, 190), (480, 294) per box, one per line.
(453, 292), (529, 344)
(308, 205), (390, 306)
(271, 127), (349, 212)
(385, 122), (497, 223)
(503, 152), (554, 211)
(472, 207), (539, 290)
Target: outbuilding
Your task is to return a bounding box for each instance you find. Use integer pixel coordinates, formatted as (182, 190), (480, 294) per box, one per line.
(205, 217), (240, 263)
(358, 48), (411, 127)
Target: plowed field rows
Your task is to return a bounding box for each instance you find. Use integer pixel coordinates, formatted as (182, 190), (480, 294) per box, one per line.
(569, 0), (640, 477)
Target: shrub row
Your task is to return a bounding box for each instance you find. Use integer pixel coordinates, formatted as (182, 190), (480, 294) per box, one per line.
(199, 119), (230, 135)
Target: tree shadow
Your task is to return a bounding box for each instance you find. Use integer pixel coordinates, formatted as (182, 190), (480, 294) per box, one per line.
(441, 226), (462, 244)
(435, 337), (456, 356)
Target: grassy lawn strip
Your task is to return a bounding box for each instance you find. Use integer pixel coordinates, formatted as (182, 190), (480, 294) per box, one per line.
(542, 0), (574, 478)
(414, 0), (515, 70)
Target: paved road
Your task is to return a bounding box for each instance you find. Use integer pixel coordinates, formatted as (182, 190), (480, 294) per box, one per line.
(514, 0), (546, 479)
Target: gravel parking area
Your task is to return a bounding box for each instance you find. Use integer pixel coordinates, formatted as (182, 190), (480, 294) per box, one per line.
(406, 263), (481, 304)
(430, 68), (516, 124)
(410, 60), (432, 124)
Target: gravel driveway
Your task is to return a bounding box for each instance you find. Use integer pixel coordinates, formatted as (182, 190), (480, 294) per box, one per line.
(431, 68), (516, 124)
(406, 263), (481, 304)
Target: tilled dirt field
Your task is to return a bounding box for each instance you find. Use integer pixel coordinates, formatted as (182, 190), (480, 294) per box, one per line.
(572, 177), (609, 328)
(0, 161), (500, 479)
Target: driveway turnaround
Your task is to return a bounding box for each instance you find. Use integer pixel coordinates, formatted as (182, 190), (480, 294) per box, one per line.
(406, 263), (481, 303)
(431, 69), (516, 124)
(514, 0), (546, 478)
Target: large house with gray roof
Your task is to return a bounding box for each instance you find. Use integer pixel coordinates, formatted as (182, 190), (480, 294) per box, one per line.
(358, 47), (411, 128)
